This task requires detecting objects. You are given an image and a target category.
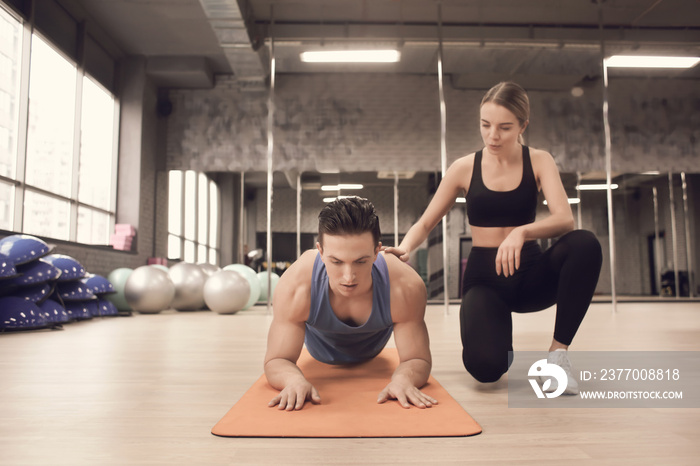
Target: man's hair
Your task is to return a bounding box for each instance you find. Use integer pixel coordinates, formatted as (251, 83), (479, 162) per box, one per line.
(318, 197), (381, 247)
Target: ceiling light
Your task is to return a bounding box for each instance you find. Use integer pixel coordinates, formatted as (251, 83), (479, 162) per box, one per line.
(323, 195), (356, 203)
(544, 198), (581, 205)
(321, 184), (363, 191)
(576, 184), (619, 191)
(300, 50), (400, 63)
(455, 197), (466, 204)
(605, 55), (700, 69)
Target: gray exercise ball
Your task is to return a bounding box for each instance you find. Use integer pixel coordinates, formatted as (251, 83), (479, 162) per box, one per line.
(168, 262), (207, 311)
(203, 270), (251, 315)
(223, 263), (261, 310)
(124, 265), (175, 314)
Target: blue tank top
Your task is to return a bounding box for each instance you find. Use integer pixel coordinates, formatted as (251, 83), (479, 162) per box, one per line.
(304, 253), (393, 365)
(465, 145), (538, 227)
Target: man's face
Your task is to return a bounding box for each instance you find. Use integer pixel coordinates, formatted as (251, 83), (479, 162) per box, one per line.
(317, 232), (380, 297)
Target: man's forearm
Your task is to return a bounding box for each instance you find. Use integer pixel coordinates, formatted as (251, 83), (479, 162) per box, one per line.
(391, 358), (432, 388)
(264, 358), (308, 390)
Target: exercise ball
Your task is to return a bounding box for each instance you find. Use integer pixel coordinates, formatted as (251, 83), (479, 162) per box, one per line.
(150, 264), (169, 273)
(0, 296), (49, 330)
(0, 234), (51, 266)
(223, 264), (260, 310)
(106, 268), (133, 311)
(9, 258), (61, 286)
(38, 299), (70, 324)
(55, 281), (95, 301)
(81, 274), (115, 295)
(168, 262), (206, 311)
(0, 252), (17, 279)
(257, 271), (280, 302)
(43, 254), (86, 281)
(96, 299), (119, 317)
(203, 270), (250, 315)
(125, 265), (175, 314)
(198, 263), (220, 277)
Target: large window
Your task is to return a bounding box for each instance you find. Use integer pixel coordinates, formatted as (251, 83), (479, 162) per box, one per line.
(0, 7), (117, 244)
(168, 170), (220, 265)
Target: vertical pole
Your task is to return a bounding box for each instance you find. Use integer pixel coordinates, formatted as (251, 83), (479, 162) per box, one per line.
(653, 186), (662, 296)
(599, 1), (616, 311)
(576, 171), (583, 229)
(668, 173), (680, 298)
(266, 6), (276, 313)
(239, 172), (245, 263)
(681, 172), (693, 297)
(437, 3), (449, 315)
(394, 171), (399, 248)
(296, 172), (302, 259)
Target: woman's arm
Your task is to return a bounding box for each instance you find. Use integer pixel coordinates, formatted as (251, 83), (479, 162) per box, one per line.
(384, 155), (473, 261)
(495, 150), (574, 276)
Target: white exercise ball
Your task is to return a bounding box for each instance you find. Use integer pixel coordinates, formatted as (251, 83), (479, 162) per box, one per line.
(203, 270), (251, 314)
(223, 264), (260, 310)
(198, 263), (220, 277)
(257, 271), (280, 302)
(124, 266), (175, 314)
(168, 262), (207, 311)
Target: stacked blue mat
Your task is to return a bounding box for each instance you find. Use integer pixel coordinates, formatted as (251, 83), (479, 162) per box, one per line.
(0, 234), (119, 332)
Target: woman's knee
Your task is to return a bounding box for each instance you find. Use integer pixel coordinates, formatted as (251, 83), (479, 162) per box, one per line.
(558, 230), (603, 264)
(463, 351), (512, 383)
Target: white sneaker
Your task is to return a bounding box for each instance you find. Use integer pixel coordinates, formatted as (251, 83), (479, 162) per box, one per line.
(539, 349), (579, 396)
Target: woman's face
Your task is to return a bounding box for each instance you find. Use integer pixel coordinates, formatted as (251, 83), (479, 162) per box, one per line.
(480, 102), (527, 154)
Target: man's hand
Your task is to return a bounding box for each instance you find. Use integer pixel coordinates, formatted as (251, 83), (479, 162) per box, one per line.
(377, 378), (437, 409)
(268, 376), (321, 411)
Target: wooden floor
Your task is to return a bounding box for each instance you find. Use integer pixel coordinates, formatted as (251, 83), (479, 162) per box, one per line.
(1, 301), (699, 465)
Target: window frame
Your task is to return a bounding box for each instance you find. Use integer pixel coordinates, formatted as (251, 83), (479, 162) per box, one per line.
(167, 170), (220, 265)
(0, 7), (119, 245)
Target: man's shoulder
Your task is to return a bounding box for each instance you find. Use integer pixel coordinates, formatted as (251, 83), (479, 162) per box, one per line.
(272, 250), (317, 321)
(380, 252), (426, 314)
(381, 251), (421, 282)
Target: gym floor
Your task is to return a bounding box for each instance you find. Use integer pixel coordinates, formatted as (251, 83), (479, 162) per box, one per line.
(1, 301), (699, 465)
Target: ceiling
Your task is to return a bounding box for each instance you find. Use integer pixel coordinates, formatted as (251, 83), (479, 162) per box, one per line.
(63, 0), (700, 89)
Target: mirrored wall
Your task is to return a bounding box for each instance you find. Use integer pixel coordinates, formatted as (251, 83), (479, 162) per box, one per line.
(223, 169), (697, 301)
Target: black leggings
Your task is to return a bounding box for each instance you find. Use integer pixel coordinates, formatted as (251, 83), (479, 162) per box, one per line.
(460, 230), (602, 383)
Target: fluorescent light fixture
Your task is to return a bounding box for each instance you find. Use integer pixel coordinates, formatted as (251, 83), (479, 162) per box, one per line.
(544, 198), (580, 205)
(641, 171), (661, 175)
(605, 55), (700, 69)
(321, 184), (364, 191)
(576, 184), (619, 191)
(323, 195), (356, 203)
(301, 50), (400, 63)
(455, 197), (466, 204)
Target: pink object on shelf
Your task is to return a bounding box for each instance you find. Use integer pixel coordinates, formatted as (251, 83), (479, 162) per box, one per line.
(110, 234), (133, 251)
(115, 224), (136, 236)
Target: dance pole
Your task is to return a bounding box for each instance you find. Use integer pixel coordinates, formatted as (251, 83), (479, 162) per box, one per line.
(239, 172), (245, 262)
(394, 171), (399, 248)
(297, 172), (302, 259)
(437, 3), (449, 315)
(668, 173), (680, 298)
(599, 0), (617, 312)
(266, 6), (275, 313)
(681, 172), (693, 297)
(653, 186), (662, 296)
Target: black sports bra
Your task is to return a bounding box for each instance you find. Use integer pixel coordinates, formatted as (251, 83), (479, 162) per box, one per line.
(465, 145), (538, 227)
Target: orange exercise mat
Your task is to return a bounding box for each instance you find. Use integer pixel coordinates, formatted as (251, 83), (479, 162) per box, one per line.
(211, 348), (482, 438)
